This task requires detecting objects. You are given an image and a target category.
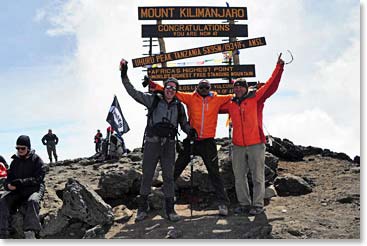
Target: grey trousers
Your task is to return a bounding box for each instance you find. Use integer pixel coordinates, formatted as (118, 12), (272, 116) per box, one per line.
(0, 191), (43, 236)
(232, 143), (265, 207)
(140, 139), (176, 198)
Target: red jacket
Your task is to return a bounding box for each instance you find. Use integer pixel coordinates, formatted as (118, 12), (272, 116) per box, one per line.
(220, 63), (284, 146)
(0, 162), (7, 178)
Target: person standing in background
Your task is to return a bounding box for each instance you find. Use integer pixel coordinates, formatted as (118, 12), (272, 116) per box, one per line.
(41, 129), (59, 163)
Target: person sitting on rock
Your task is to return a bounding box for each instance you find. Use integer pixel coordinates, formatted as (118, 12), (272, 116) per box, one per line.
(0, 135), (46, 239)
(119, 58), (194, 222)
(220, 54), (285, 216)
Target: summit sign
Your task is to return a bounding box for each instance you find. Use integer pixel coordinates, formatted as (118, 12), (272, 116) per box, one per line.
(132, 37), (266, 67)
(138, 7), (247, 20)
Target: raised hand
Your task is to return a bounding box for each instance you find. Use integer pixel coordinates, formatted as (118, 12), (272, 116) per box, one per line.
(277, 53), (285, 65)
(120, 58), (128, 78)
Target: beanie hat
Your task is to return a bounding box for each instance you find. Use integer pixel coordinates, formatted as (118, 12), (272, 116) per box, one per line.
(198, 79), (210, 85)
(16, 135), (31, 149)
(163, 77), (179, 91)
(233, 78), (248, 90)
(197, 79), (211, 89)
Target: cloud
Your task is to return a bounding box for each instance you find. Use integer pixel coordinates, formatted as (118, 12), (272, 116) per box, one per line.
(266, 108), (359, 158)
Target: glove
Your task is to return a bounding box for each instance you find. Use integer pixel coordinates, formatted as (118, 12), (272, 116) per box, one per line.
(256, 82), (265, 89)
(120, 58), (128, 78)
(188, 128), (198, 140)
(10, 179), (23, 187)
(142, 75), (151, 87)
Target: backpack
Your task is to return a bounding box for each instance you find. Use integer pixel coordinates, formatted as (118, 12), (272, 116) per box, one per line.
(141, 92), (184, 150)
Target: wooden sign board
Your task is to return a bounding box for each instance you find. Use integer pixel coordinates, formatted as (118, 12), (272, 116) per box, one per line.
(142, 24), (248, 38)
(180, 82), (258, 94)
(138, 7), (247, 20)
(147, 65), (255, 80)
(132, 37), (266, 67)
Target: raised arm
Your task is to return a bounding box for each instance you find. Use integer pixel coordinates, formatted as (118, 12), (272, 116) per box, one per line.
(120, 59), (155, 107)
(256, 54), (285, 101)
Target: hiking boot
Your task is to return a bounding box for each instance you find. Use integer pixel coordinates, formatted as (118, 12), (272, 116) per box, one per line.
(135, 209), (148, 222)
(249, 206), (265, 216)
(135, 195), (150, 222)
(234, 205), (251, 215)
(24, 230), (36, 239)
(164, 197), (181, 222)
(166, 211), (181, 222)
(218, 204), (228, 216)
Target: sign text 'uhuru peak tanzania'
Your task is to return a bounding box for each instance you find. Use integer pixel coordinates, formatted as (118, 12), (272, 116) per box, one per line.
(132, 37), (266, 67)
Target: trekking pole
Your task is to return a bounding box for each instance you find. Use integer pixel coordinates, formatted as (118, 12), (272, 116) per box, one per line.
(189, 139), (194, 221)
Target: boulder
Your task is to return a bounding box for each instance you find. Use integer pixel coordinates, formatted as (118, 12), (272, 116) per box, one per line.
(322, 149), (352, 162)
(274, 174), (312, 196)
(40, 178), (114, 238)
(266, 136), (304, 161)
(98, 165), (142, 199)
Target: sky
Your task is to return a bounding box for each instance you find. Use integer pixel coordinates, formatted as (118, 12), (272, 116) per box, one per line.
(0, 0), (362, 164)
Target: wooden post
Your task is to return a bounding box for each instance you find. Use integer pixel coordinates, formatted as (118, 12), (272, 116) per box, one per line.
(157, 20), (167, 68)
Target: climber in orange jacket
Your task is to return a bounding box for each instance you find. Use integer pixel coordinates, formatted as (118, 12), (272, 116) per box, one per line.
(150, 79), (232, 216)
(220, 54), (285, 216)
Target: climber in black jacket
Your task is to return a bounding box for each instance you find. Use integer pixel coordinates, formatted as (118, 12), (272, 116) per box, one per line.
(0, 135), (46, 239)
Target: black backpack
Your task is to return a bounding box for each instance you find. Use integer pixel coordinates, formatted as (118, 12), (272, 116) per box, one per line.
(141, 92), (184, 150)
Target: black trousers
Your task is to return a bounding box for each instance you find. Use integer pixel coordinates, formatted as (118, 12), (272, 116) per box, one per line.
(95, 142), (101, 153)
(46, 145), (57, 162)
(140, 139), (176, 198)
(0, 190), (43, 237)
(174, 138), (230, 205)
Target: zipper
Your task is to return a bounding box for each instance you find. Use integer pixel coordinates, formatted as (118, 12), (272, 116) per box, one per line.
(200, 97), (206, 138)
(239, 103), (245, 145)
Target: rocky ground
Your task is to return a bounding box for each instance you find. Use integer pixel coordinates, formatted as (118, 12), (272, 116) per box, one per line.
(1, 137), (360, 239)
(104, 155), (360, 239)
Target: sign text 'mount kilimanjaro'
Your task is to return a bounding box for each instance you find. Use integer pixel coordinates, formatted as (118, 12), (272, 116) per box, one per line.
(139, 7), (247, 20)
(147, 65), (255, 80)
(132, 37), (266, 67)
(142, 24), (248, 38)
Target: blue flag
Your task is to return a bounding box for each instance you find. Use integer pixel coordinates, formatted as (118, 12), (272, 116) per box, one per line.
(106, 96), (130, 137)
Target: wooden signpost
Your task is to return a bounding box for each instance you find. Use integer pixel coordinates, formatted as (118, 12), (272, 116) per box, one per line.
(147, 65), (255, 80)
(132, 37), (266, 67)
(138, 6), (247, 20)
(179, 81), (258, 94)
(136, 4), (267, 155)
(142, 24), (248, 38)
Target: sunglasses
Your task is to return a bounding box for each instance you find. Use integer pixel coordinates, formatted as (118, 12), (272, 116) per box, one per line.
(198, 85), (210, 90)
(165, 85), (177, 91)
(15, 146), (27, 151)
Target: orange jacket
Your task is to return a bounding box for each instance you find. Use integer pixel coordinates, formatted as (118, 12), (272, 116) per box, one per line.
(220, 63), (284, 146)
(153, 83), (232, 139)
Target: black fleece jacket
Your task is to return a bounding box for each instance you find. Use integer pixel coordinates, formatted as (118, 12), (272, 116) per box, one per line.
(4, 150), (46, 196)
